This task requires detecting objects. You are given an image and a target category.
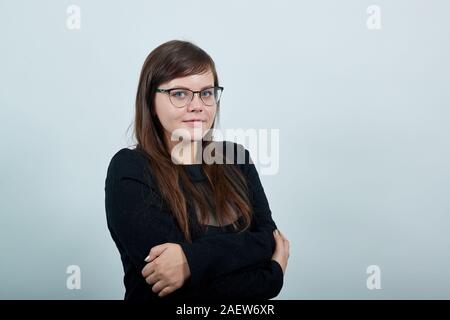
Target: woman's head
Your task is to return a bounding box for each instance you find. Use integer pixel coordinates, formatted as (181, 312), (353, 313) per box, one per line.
(154, 71), (220, 144)
(135, 40), (222, 150)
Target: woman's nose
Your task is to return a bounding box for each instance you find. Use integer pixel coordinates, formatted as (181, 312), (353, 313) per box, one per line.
(186, 93), (204, 112)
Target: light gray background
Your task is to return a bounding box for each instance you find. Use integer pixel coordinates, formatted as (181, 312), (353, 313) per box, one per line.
(1, 0), (449, 299)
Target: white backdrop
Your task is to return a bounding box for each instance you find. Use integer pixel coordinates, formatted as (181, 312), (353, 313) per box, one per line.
(1, 0), (449, 299)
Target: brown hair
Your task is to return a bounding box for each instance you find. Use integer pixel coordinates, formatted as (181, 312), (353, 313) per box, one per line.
(132, 40), (252, 242)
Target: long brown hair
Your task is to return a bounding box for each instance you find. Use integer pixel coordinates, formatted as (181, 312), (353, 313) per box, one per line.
(132, 40), (252, 242)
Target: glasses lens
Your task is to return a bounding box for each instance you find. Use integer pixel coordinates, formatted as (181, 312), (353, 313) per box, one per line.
(201, 87), (222, 106)
(169, 89), (192, 108)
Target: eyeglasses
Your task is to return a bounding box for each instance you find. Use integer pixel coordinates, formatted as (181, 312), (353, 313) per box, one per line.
(155, 86), (224, 108)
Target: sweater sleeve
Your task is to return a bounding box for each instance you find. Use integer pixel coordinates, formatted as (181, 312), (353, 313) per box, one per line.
(180, 260), (284, 301)
(212, 260), (284, 300)
(176, 144), (279, 287)
(105, 148), (182, 275)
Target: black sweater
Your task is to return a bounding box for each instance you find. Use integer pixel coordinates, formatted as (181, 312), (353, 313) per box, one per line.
(104, 141), (283, 301)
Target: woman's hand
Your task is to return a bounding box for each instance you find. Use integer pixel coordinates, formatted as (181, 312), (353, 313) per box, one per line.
(271, 229), (290, 275)
(141, 243), (191, 297)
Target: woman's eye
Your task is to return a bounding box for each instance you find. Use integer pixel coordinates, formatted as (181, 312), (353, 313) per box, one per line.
(202, 90), (212, 97)
(172, 91), (186, 98)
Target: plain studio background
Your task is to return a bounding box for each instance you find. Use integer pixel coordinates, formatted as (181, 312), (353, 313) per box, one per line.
(1, 0), (449, 299)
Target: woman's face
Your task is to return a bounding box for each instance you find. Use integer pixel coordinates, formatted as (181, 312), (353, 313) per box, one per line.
(154, 70), (217, 145)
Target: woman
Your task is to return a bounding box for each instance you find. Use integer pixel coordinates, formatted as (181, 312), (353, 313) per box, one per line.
(104, 40), (290, 301)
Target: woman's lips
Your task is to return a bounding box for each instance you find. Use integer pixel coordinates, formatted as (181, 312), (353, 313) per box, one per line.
(182, 120), (205, 127)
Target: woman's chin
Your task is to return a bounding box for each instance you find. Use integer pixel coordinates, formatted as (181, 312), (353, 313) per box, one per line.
(172, 130), (204, 142)
(180, 123), (210, 141)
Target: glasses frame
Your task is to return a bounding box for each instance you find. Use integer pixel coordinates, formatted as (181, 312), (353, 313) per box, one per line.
(155, 86), (224, 108)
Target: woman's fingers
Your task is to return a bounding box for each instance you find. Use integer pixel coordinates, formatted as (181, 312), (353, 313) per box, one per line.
(274, 229), (287, 256)
(284, 238), (290, 258)
(158, 286), (175, 298)
(272, 229), (289, 275)
(278, 230), (289, 247)
(141, 259), (157, 278)
(282, 233), (290, 256)
(145, 271), (159, 285)
(275, 229), (290, 258)
(151, 279), (174, 298)
(151, 279), (167, 294)
(149, 276), (175, 298)
(273, 230), (284, 248)
(275, 229), (287, 243)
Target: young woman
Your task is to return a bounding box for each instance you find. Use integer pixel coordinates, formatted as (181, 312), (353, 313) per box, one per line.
(104, 40), (290, 301)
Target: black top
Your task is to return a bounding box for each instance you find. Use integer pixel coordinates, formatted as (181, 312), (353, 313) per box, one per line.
(104, 141), (283, 301)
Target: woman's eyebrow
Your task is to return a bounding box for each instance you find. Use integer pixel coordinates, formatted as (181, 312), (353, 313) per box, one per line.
(170, 85), (214, 90)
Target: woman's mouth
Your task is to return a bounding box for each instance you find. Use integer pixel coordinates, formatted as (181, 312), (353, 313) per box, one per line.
(182, 120), (205, 127)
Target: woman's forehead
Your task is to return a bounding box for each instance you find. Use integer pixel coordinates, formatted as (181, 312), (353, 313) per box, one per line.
(164, 70), (214, 89)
